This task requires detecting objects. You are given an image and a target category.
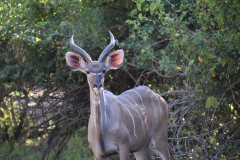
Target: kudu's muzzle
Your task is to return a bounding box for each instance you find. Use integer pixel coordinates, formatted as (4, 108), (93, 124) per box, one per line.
(93, 75), (103, 94)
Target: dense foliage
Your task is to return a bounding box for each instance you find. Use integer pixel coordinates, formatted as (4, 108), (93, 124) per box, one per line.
(0, 0), (239, 159)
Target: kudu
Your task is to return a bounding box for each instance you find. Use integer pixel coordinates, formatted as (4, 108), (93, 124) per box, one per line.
(65, 31), (174, 160)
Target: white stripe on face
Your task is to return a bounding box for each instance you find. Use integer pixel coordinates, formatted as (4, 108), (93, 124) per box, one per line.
(90, 72), (103, 75)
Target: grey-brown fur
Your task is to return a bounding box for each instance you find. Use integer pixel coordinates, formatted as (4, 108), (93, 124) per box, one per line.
(65, 31), (174, 160)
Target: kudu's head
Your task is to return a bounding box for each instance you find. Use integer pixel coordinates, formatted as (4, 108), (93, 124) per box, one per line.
(66, 31), (124, 95)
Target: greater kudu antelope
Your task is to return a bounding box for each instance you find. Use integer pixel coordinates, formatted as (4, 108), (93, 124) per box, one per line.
(65, 31), (174, 160)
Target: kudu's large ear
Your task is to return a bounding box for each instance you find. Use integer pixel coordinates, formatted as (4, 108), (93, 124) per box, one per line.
(105, 50), (124, 70)
(66, 52), (87, 72)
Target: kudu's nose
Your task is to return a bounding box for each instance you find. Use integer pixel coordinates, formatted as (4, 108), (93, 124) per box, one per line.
(94, 82), (102, 90)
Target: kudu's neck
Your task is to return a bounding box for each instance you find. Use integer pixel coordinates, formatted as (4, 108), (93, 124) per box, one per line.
(89, 89), (105, 108)
(89, 88), (106, 150)
(89, 88), (107, 128)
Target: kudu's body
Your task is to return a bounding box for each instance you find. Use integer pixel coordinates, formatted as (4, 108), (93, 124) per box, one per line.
(66, 31), (174, 160)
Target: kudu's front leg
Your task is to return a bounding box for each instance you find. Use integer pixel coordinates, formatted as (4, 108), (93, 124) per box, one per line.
(119, 144), (130, 160)
(94, 155), (107, 160)
(133, 144), (151, 160)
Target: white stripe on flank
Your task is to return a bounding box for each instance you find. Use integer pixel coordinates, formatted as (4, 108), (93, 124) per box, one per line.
(124, 94), (149, 133)
(108, 88), (149, 135)
(149, 92), (157, 118)
(122, 89), (149, 132)
(117, 100), (137, 138)
(124, 94), (146, 118)
(118, 97), (144, 132)
(122, 110), (131, 141)
(124, 89), (148, 113)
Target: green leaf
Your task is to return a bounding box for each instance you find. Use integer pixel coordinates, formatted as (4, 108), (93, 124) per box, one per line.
(126, 20), (133, 24)
(138, 13), (143, 20)
(137, 1), (141, 11)
(210, 136), (216, 143)
(129, 9), (137, 17)
(175, 33), (180, 37)
(180, 35), (189, 46)
(0, 108), (5, 118)
(206, 96), (219, 109)
(189, 59), (194, 65)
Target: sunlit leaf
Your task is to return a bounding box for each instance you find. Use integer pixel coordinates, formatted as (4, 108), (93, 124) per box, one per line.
(212, 71), (216, 77)
(175, 66), (181, 70)
(198, 56), (203, 62)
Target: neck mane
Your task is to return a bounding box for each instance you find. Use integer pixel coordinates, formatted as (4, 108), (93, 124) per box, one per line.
(89, 89), (106, 151)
